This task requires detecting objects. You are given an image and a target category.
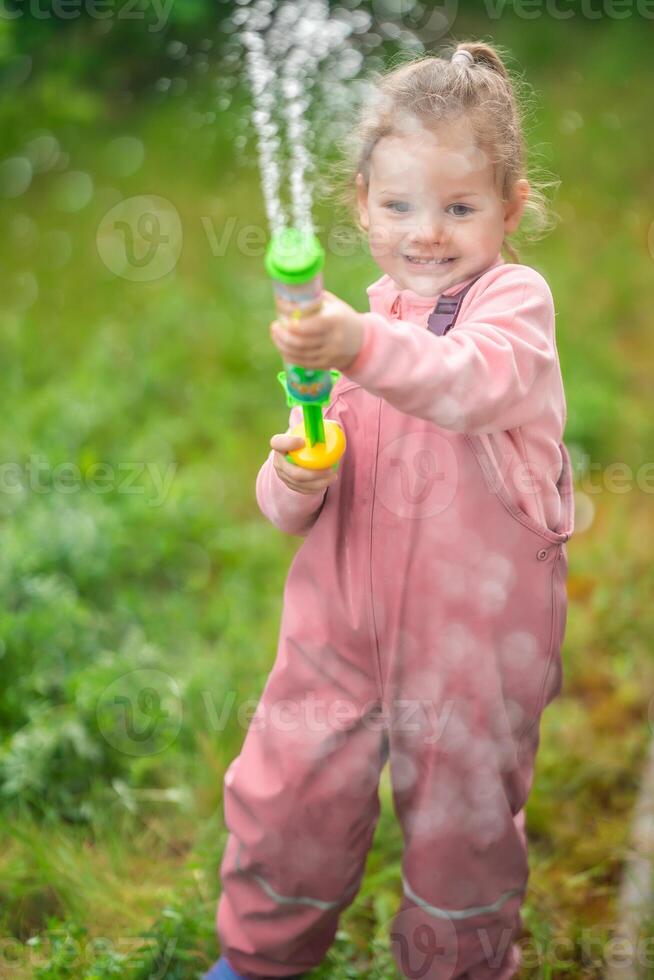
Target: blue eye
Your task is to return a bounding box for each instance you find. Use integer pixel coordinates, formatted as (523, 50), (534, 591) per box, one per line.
(385, 201), (411, 213)
(449, 204), (473, 216)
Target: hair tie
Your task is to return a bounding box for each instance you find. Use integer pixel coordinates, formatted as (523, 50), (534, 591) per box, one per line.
(451, 50), (474, 69)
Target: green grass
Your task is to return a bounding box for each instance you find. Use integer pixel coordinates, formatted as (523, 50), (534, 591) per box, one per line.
(0, 9), (653, 978)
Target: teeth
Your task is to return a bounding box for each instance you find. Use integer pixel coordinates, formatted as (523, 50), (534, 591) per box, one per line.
(406, 256), (451, 265)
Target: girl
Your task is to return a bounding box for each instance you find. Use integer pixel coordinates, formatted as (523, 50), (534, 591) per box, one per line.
(207, 40), (574, 980)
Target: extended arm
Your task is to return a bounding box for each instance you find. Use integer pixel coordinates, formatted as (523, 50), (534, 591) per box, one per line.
(343, 268), (557, 436)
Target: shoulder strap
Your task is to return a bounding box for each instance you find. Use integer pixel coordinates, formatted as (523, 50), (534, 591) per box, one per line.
(427, 271), (487, 337)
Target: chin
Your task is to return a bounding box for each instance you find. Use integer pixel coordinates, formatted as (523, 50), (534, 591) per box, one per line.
(405, 274), (456, 297)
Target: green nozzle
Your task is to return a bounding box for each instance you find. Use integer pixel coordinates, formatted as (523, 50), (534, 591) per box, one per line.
(264, 227), (325, 285)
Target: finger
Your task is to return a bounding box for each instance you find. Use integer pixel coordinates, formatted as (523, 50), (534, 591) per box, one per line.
(273, 327), (326, 352)
(275, 455), (317, 478)
(287, 319), (326, 336)
(294, 357), (330, 370)
(277, 342), (326, 362)
(273, 319), (326, 341)
(271, 335), (324, 362)
(271, 431), (305, 441)
(279, 339), (329, 359)
(270, 435), (306, 450)
(283, 474), (337, 493)
(276, 455), (336, 482)
(274, 351), (329, 371)
(280, 351), (328, 369)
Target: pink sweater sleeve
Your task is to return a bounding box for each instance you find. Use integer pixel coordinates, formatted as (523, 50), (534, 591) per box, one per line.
(255, 403), (329, 537)
(343, 266), (557, 436)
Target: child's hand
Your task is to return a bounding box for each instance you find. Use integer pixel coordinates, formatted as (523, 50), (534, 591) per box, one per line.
(269, 290), (364, 371)
(270, 431), (338, 494)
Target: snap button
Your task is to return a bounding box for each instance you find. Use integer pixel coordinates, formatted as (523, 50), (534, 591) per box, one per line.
(537, 548), (549, 561)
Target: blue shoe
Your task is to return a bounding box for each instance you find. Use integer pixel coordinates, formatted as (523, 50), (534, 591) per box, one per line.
(202, 958), (247, 979)
(202, 956), (303, 980)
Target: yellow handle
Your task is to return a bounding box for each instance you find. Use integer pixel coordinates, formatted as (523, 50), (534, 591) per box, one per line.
(286, 420), (346, 470)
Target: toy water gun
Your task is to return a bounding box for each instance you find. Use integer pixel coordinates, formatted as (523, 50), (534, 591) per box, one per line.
(264, 227), (346, 470)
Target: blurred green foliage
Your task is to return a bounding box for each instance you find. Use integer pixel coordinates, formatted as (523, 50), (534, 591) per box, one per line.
(0, 4), (653, 977)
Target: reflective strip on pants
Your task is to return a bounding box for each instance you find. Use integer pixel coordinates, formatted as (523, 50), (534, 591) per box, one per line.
(233, 836), (359, 911)
(403, 875), (522, 921)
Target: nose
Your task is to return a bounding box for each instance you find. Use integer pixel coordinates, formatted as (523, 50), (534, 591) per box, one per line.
(406, 213), (449, 249)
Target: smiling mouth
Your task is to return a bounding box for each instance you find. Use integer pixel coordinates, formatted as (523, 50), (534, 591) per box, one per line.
(404, 256), (456, 266)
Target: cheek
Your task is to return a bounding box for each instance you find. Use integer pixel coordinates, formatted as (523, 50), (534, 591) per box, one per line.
(479, 212), (505, 236)
(459, 218), (493, 246)
(368, 222), (397, 261)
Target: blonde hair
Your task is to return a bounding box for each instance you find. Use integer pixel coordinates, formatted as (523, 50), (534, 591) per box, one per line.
(322, 39), (560, 264)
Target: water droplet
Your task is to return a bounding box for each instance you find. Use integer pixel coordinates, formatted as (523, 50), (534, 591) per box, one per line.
(0, 157), (33, 198)
(167, 40), (188, 59)
(220, 17), (240, 34)
(362, 32), (383, 48)
(560, 110), (584, 134)
(332, 48), (363, 79)
(25, 132), (60, 173)
(499, 631), (539, 673)
(52, 170), (93, 212)
(7, 271), (38, 312)
(11, 213), (38, 249)
(170, 77), (188, 96)
(3, 53), (32, 88)
(103, 136), (145, 178)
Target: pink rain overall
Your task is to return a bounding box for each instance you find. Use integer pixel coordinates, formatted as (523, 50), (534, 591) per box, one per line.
(217, 255), (575, 979)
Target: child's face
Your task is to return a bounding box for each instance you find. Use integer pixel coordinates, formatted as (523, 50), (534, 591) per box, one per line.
(356, 116), (529, 297)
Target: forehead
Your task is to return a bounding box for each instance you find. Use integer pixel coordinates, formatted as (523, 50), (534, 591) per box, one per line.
(369, 116), (494, 192)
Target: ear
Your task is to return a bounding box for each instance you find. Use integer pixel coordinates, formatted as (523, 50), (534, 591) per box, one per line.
(356, 173), (370, 231)
(503, 178), (529, 234)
